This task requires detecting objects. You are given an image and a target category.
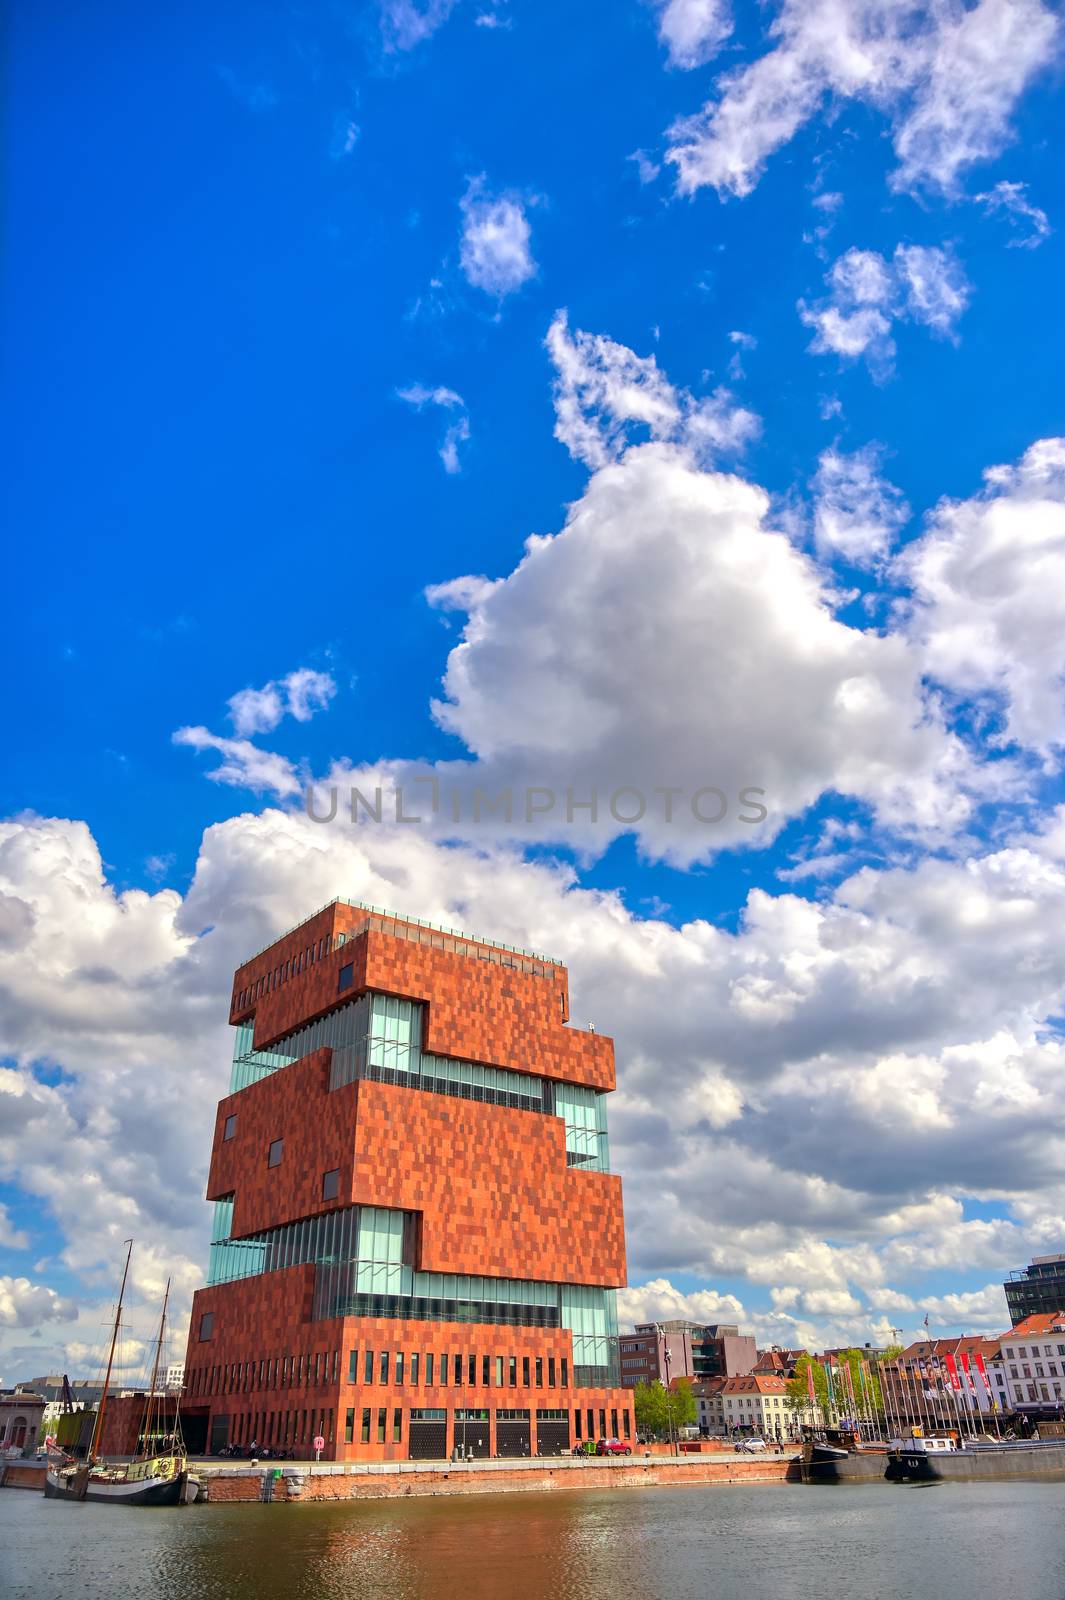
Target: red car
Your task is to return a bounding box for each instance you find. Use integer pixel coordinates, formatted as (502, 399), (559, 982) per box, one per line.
(595, 1437), (632, 1456)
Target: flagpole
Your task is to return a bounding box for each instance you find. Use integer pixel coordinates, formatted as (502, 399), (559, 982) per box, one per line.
(880, 1360), (892, 1439)
(888, 1360), (903, 1439)
(974, 1349), (1000, 1439)
(897, 1359), (909, 1437)
(941, 1353), (965, 1438)
(929, 1354), (944, 1431)
(960, 1351), (974, 1434)
(856, 1359), (871, 1440)
(882, 1360), (896, 1438)
(916, 1356), (931, 1433)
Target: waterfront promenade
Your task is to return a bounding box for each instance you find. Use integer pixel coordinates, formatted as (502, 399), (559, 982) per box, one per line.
(1, 1449), (799, 1502)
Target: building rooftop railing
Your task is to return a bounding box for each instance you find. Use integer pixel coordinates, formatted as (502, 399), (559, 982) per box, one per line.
(237, 897), (562, 972)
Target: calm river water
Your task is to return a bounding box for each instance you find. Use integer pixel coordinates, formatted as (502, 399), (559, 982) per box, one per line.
(3, 1482), (1064, 1600)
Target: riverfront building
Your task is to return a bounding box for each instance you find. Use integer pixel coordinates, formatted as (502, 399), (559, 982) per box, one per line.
(989, 1312), (1065, 1417)
(1005, 1254), (1065, 1324)
(619, 1321), (757, 1389)
(619, 1325), (695, 1387)
(182, 901), (635, 1461)
(0, 1389), (45, 1452)
(720, 1374), (790, 1439)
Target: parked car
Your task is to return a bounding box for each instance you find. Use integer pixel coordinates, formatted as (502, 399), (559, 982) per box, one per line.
(734, 1437), (767, 1453)
(596, 1437), (632, 1456)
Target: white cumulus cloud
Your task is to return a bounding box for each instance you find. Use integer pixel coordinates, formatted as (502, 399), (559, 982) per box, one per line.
(546, 310), (759, 471)
(459, 176), (536, 297)
(0, 1204), (29, 1250)
(379, 0), (459, 51)
(6, 796), (1065, 1366)
(974, 180), (1051, 248)
(227, 668), (336, 737)
(902, 437), (1065, 761)
(170, 730), (301, 796)
(653, 0), (733, 69)
(666, 0), (1059, 201)
(0, 1275), (79, 1330)
(812, 444), (910, 566)
(800, 243), (970, 378)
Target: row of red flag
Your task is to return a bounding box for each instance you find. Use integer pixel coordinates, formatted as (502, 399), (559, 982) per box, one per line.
(803, 1349), (995, 1408)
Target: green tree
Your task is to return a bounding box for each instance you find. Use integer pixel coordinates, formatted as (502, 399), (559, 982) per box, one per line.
(633, 1378), (696, 1439)
(633, 1380), (667, 1438)
(666, 1377), (696, 1432)
(785, 1354), (828, 1425)
(836, 1349), (883, 1418)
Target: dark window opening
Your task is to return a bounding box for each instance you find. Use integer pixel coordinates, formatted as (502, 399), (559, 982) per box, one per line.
(268, 1139), (283, 1168)
(199, 1312), (215, 1341)
(338, 963), (354, 993)
(223, 1114), (237, 1141)
(322, 1168), (340, 1201)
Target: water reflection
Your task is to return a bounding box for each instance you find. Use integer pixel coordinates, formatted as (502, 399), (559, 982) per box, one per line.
(2, 1483), (1064, 1600)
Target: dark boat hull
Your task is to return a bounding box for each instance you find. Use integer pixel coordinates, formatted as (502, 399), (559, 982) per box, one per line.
(887, 1443), (1065, 1483)
(44, 1464), (187, 1506)
(801, 1444), (888, 1484)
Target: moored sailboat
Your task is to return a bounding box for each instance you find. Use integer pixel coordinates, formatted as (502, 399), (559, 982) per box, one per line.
(45, 1243), (188, 1506)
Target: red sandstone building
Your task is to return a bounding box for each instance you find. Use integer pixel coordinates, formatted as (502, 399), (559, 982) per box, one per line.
(182, 900), (635, 1461)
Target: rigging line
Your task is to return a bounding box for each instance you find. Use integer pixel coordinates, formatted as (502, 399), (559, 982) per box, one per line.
(89, 1239), (133, 1465)
(142, 1278), (170, 1458)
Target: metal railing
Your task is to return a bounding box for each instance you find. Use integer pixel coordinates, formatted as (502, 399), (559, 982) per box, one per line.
(237, 897), (561, 970)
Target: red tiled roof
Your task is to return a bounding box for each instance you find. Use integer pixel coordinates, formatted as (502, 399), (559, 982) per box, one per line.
(690, 1377), (726, 1397)
(722, 1374), (789, 1394)
(900, 1335), (1003, 1362)
(1000, 1311), (1065, 1340)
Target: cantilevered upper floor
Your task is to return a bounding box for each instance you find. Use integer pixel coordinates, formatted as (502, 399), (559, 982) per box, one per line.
(227, 898), (614, 1092)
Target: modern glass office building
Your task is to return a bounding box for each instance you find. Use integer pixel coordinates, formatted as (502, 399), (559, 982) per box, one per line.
(183, 900), (634, 1460)
(1005, 1255), (1065, 1325)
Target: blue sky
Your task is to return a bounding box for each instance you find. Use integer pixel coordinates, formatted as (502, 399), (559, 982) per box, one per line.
(2, 0), (1065, 1375)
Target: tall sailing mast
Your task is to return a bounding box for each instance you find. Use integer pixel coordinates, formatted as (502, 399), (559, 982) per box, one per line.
(140, 1277), (171, 1458)
(88, 1239), (133, 1464)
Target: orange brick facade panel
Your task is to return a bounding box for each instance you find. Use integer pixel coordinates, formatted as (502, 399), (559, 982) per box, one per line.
(229, 908), (614, 1093)
(207, 1052), (356, 1236)
(207, 1053), (626, 1287)
(185, 1274), (632, 1463)
(350, 1080), (626, 1286)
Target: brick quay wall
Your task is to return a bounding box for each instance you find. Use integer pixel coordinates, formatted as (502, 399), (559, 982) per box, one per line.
(200, 1454), (800, 1503)
(0, 1463), (47, 1490)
